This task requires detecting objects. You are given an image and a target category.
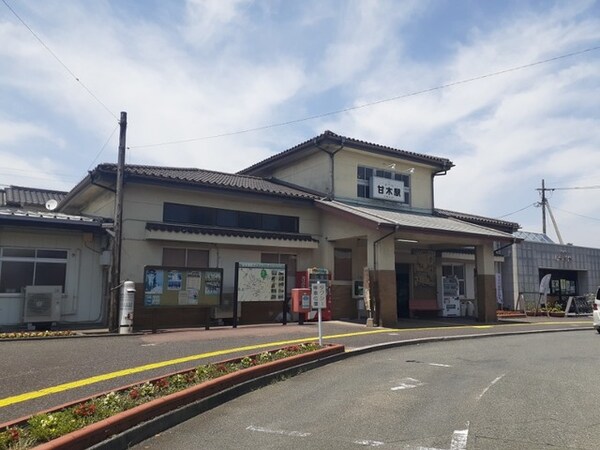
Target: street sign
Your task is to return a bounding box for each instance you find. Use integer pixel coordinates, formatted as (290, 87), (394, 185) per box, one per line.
(311, 282), (327, 309)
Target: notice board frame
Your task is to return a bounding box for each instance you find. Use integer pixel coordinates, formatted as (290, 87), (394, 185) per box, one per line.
(143, 265), (223, 308)
(233, 262), (288, 328)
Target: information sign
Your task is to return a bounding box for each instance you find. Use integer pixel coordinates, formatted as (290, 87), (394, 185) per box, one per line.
(143, 266), (222, 307)
(236, 262), (286, 302)
(311, 282), (327, 309)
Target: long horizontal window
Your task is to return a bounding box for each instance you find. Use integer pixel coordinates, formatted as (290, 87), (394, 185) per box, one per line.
(0, 248), (67, 294)
(163, 203), (299, 233)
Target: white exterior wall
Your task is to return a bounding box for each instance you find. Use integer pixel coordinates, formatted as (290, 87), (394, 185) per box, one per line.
(118, 184), (321, 291)
(269, 151), (332, 195)
(0, 227), (104, 326)
(335, 148), (435, 210)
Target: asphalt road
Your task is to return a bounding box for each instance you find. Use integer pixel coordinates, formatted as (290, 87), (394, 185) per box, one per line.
(134, 331), (600, 450)
(0, 316), (592, 424)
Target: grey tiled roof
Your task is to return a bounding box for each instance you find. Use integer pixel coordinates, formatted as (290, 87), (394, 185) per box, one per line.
(317, 200), (516, 240)
(1, 186), (67, 208)
(239, 130), (454, 174)
(146, 222), (318, 243)
(435, 209), (520, 233)
(95, 164), (317, 200)
(0, 207), (101, 228)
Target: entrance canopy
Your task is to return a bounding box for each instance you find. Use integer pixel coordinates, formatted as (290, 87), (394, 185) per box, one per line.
(316, 200), (516, 244)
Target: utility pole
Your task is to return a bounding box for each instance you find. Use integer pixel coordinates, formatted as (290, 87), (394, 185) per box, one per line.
(536, 179), (549, 235)
(108, 111), (127, 332)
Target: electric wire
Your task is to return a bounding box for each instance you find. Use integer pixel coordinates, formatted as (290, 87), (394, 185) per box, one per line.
(87, 125), (119, 170)
(1, 0), (118, 121)
(130, 45), (600, 149)
(495, 203), (537, 219)
(549, 185), (600, 190)
(550, 206), (600, 222)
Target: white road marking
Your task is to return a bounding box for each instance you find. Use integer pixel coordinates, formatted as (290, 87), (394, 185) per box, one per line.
(391, 377), (424, 390)
(388, 333), (400, 336)
(246, 425), (311, 437)
(140, 343), (157, 347)
(477, 374), (505, 400)
(354, 439), (385, 447)
(406, 359), (451, 368)
(406, 423), (469, 450)
(450, 423), (469, 450)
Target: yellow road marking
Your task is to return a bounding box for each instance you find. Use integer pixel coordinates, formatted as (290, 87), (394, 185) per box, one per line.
(0, 320), (589, 408)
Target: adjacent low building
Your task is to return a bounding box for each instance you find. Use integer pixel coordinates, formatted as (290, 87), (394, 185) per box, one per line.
(0, 186), (106, 327)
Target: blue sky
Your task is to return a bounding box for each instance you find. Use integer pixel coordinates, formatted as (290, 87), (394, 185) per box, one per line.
(1, 0), (599, 247)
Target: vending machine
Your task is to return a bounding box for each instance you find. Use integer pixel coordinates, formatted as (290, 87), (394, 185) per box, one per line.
(296, 267), (332, 321)
(441, 275), (461, 317)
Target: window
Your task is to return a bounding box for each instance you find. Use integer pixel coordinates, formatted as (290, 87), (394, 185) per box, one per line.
(0, 248), (67, 294)
(442, 264), (465, 297)
(357, 165), (411, 204)
(334, 248), (352, 281)
(163, 203), (299, 233)
(162, 248), (209, 267)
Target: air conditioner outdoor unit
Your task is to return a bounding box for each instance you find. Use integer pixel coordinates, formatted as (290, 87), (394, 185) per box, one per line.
(23, 285), (62, 323)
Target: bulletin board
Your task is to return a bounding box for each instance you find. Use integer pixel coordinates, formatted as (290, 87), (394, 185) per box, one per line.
(235, 262), (286, 303)
(143, 266), (223, 308)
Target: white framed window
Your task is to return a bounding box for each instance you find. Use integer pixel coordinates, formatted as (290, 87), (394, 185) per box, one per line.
(0, 248), (68, 294)
(357, 166), (411, 204)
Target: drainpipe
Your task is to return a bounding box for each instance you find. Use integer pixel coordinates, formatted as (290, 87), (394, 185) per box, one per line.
(431, 168), (448, 211)
(372, 226), (398, 326)
(314, 138), (345, 200)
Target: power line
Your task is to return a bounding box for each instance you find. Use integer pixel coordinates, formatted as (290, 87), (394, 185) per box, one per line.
(130, 45), (600, 149)
(549, 185), (600, 190)
(1, 0), (118, 121)
(550, 206), (600, 222)
(88, 125), (119, 170)
(495, 203), (537, 219)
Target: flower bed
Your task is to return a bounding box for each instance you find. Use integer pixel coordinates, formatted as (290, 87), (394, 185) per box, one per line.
(0, 343), (344, 450)
(0, 331), (76, 340)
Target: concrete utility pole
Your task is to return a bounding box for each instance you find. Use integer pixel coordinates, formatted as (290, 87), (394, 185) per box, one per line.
(108, 111), (127, 331)
(536, 179), (549, 235)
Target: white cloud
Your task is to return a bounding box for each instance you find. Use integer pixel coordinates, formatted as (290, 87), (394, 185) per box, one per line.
(0, 0), (598, 247)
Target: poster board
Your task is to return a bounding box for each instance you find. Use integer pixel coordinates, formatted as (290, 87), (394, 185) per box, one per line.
(143, 266), (223, 307)
(235, 262), (286, 302)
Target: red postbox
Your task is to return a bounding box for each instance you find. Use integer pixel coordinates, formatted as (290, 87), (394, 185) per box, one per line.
(291, 288), (311, 314)
(296, 268), (332, 321)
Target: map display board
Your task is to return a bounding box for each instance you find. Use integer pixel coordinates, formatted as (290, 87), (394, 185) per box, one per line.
(235, 262), (286, 302)
(143, 266), (223, 307)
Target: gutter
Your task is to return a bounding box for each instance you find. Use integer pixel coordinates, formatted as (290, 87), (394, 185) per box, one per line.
(314, 135), (345, 200)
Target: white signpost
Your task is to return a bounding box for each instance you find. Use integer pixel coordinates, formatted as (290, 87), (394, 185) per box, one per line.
(311, 281), (327, 345)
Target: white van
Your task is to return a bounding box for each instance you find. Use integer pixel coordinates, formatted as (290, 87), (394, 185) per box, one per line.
(594, 287), (600, 333)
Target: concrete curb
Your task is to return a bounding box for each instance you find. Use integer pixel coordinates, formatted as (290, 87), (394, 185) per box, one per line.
(2, 345), (344, 450)
(88, 326), (591, 450)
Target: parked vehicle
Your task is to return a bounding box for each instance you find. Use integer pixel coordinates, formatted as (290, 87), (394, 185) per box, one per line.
(593, 287), (600, 333)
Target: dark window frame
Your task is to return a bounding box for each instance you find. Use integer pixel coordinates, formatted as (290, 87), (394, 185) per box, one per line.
(163, 203), (299, 233)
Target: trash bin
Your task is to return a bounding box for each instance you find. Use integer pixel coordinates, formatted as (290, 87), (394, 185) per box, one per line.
(466, 301), (475, 317)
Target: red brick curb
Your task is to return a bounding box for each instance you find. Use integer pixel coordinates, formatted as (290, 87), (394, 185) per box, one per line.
(2, 344), (344, 450)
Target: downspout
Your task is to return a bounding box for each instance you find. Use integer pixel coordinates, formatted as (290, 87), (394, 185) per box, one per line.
(314, 138), (345, 200)
(431, 168), (448, 211)
(493, 238), (518, 256)
(372, 225), (398, 326)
